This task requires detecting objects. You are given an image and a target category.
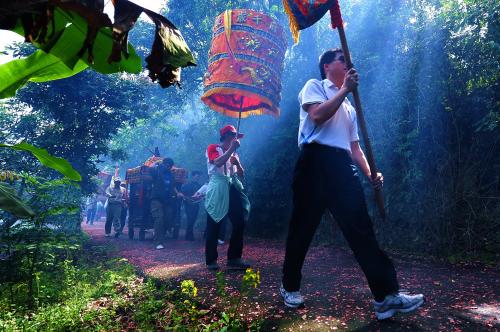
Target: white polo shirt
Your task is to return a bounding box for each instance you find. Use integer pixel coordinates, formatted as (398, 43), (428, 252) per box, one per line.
(297, 78), (359, 152)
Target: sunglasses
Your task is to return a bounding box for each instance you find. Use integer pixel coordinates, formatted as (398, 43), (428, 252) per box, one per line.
(335, 55), (345, 63)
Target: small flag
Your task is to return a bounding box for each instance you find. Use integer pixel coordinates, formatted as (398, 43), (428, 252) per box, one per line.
(329, 0), (344, 29)
(282, 0), (343, 43)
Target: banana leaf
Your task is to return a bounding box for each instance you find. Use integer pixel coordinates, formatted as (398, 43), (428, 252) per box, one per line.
(48, 7), (142, 74)
(0, 142), (81, 181)
(144, 9), (196, 87)
(0, 49), (88, 99)
(0, 6), (142, 98)
(0, 183), (35, 218)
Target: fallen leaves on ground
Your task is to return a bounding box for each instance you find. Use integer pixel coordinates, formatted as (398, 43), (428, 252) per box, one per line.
(83, 223), (500, 330)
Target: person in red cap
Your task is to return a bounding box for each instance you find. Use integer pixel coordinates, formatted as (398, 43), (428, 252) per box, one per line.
(204, 125), (251, 270)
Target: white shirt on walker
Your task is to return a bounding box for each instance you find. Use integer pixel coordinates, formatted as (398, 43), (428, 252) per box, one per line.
(298, 78), (359, 153)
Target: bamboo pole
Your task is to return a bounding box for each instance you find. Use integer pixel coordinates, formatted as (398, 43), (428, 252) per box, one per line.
(236, 96), (244, 135)
(336, 25), (386, 219)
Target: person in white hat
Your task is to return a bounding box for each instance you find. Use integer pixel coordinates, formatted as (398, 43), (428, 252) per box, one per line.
(105, 176), (125, 238)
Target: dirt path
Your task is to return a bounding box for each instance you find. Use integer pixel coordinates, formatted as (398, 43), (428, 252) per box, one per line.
(83, 222), (499, 331)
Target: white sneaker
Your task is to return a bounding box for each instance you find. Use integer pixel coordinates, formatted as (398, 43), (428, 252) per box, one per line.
(279, 283), (304, 308)
(217, 239), (225, 245)
(104, 233), (111, 238)
(374, 292), (425, 320)
(156, 244), (164, 250)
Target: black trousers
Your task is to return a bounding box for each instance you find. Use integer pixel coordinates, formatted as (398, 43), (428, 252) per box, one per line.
(218, 218), (226, 240)
(282, 144), (399, 301)
(105, 203), (122, 234)
(205, 185), (245, 264)
(203, 217), (226, 240)
(184, 204), (199, 239)
(86, 208), (96, 224)
(172, 198), (182, 239)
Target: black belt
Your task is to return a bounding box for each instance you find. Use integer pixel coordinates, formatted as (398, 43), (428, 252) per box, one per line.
(302, 143), (348, 154)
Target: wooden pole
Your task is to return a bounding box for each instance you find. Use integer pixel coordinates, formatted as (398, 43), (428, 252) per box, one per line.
(337, 25), (386, 219)
(229, 96), (244, 163)
(236, 96), (244, 135)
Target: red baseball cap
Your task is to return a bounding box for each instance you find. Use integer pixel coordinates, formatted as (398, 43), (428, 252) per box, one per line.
(219, 125), (244, 139)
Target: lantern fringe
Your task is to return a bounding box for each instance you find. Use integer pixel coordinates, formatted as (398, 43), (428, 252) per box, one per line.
(282, 0), (300, 44)
(201, 87), (280, 118)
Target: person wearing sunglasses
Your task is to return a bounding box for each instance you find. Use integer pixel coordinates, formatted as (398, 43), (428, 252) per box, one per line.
(280, 48), (424, 320)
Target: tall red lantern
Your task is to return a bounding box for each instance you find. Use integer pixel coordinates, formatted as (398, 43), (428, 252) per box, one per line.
(201, 9), (287, 121)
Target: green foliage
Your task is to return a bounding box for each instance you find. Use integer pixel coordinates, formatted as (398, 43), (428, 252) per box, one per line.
(0, 142), (81, 181)
(0, 251), (138, 331)
(0, 173), (83, 310)
(129, 269), (262, 331)
(0, 182), (35, 218)
(1, 241), (265, 332)
(0, 141), (81, 219)
(0, 50), (87, 99)
(0, 67), (149, 194)
(0, 6), (142, 98)
(209, 269), (263, 331)
(0, 155), (83, 313)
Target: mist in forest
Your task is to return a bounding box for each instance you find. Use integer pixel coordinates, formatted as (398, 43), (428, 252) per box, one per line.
(2, 0), (497, 257)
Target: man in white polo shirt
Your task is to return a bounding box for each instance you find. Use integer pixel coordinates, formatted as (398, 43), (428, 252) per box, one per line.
(280, 49), (424, 320)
